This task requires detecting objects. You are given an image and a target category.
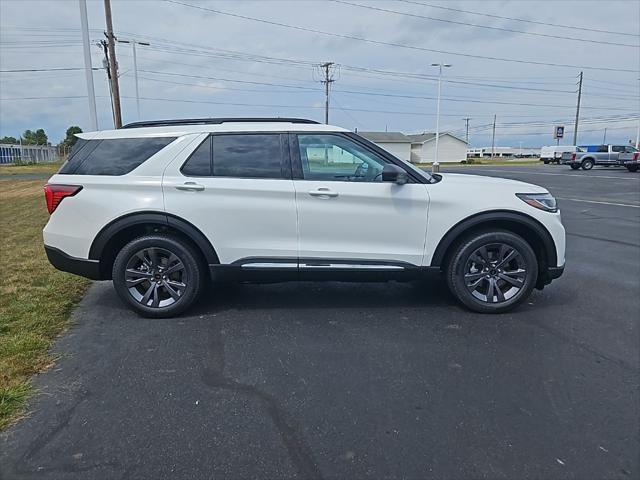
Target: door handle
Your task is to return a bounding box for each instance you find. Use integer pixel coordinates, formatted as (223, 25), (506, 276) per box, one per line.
(308, 188), (338, 198)
(175, 182), (205, 192)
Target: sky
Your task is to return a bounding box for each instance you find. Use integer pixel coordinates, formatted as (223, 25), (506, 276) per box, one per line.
(0, 0), (639, 147)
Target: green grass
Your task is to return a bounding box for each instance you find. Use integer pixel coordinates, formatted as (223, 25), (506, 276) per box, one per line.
(0, 176), (90, 429)
(0, 161), (63, 176)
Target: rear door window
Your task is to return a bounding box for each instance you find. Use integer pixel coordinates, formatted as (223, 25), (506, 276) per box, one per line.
(212, 134), (284, 179)
(59, 137), (176, 175)
(181, 136), (212, 176)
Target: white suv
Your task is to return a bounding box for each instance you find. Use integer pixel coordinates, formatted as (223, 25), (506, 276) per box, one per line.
(43, 118), (565, 317)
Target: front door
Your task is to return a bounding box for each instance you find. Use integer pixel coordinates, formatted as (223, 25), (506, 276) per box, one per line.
(291, 133), (429, 269)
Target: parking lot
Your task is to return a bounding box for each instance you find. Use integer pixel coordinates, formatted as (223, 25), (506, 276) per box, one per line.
(1, 164), (638, 479)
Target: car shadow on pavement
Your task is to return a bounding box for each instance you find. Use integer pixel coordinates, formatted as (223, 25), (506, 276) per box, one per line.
(188, 273), (458, 315)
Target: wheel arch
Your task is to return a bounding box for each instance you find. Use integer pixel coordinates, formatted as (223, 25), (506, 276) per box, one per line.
(430, 210), (557, 282)
(89, 211), (219, 280)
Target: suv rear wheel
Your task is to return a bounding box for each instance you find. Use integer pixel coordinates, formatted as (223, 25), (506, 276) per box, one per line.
(446, 231), (538, 313)
(112, 235), (204, 318)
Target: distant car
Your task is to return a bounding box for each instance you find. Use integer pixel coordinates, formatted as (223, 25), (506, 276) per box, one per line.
(561, 145), (637, 170)
(540, 145), (578, 164)
(618, 149), (639, 172)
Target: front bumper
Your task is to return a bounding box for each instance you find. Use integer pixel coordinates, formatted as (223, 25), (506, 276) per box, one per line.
(45, 245), (102, 280)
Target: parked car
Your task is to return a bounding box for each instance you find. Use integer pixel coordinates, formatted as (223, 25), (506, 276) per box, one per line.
(561, 144), (637, 170)
(43, 118), (565, 317)
(618, 149), (639, 172)
(540, 145), (578, 164)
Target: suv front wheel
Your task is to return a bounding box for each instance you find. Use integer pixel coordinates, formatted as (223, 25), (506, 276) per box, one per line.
(446, 231), (538, 313)
(112, 235), (204, 318)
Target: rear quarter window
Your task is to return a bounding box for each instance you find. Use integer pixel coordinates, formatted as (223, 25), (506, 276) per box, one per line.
(59, 137), (176, 175)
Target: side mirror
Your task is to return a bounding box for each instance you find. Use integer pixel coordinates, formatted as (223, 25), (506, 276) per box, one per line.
(382, 164), (409, 185)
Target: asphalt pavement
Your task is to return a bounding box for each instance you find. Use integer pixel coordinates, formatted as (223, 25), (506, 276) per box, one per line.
(2, 164), (639, 480)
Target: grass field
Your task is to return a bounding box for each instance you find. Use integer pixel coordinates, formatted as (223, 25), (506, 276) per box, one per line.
(0, 161), (63, 176)
(0, 167), (90, 429)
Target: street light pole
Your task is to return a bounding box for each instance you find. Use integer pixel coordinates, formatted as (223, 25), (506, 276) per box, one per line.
(79, 0), (98, 130)
(117, 38), (150, 121)
(431, 63), (451, 173)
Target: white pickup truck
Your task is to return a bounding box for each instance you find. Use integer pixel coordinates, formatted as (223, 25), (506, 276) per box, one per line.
(561, 145), (638, 170)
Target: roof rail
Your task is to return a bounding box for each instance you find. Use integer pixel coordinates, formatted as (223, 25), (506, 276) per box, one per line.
(121, 118), (320, 129)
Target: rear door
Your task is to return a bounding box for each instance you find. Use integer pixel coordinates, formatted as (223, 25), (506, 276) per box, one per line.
(291, 132), (429, 268)
(162, 133), (298, 266)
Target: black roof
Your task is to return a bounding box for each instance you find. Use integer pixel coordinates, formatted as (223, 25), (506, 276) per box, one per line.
(121, 118), (320, 129)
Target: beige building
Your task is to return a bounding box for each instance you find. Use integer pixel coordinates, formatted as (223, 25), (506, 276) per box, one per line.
(407, 133), (468, 164)
(359, 131), (468, 164)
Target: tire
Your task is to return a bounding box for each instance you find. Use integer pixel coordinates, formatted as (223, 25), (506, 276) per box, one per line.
(627, 164), (639, 172)
(112, 235), (204, 318)
(446, 231), (538, 314)
(570, 164), (580, 170)
(582, 158), (594, 170)
(543, 160), (549, 164)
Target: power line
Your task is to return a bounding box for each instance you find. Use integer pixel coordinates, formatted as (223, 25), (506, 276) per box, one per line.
(395, 0), (640, 38)
(334, 0), (639, 48)
(163, 0), (636, 73)
(135, 68), (634, 111)
(0, 67), (101, 72)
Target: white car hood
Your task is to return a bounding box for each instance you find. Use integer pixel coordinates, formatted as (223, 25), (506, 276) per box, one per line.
(436, 173), (548, 194)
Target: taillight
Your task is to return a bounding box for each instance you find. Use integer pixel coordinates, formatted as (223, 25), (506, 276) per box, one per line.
(571, 153), (576, 160)
(633, 152), (639, 161)
(44, 184), (82, 214)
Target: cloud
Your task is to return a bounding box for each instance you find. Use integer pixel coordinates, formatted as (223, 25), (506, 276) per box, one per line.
(0, 0), (638, 147)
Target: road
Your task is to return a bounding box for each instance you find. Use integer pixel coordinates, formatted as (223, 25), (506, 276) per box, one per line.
(2, 165), (639, 480)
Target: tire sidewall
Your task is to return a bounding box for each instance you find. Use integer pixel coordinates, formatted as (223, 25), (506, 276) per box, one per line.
(447, 231), (538, 313)
(112, 235), (203, 318)
(582, 159), (594, 170)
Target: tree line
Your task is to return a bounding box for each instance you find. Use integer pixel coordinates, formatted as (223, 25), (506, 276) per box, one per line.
(0, 126), (83, 148)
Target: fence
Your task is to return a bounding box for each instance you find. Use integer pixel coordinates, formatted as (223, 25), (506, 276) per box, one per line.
(0, 144), (66, 165)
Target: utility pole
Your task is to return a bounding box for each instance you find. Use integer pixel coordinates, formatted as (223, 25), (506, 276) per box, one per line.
(603, 127), (607, 144)
(636, 77), (640, 148)
(104, 0), (122, 128)
(98, 40), (116, 127)
(573, 71), (583, 146)
(320, 62), (335, 124)
(117, 38), (150, 121)
(463, 117), (470, 145)
(79, 0), (98, 130)
(491, 114), (497, 159)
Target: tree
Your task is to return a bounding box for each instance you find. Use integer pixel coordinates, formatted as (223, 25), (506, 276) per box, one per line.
(60, 126), (83, 147)
(21, 129), (36, 145)
(0, 136), (18, 144)
(21, 129), (48, 145)
(34, 128), (48, 145)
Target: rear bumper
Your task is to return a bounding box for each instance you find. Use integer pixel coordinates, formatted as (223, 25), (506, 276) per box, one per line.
(45, 245), (101, 280)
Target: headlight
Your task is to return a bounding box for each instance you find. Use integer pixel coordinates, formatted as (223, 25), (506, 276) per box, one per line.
(516, 193), (558, 213)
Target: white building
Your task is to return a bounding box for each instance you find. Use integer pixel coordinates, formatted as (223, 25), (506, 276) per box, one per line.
(407, 133), (468, 163)
(467, 147), (541, 158)
(359, 131), (468, 164)
(358, 132), (412, 162)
